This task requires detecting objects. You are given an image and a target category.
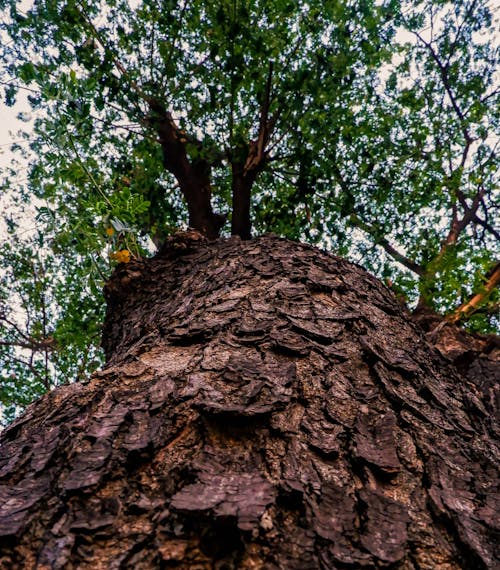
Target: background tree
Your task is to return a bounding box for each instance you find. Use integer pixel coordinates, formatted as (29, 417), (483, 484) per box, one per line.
(0, 0), (498, 420)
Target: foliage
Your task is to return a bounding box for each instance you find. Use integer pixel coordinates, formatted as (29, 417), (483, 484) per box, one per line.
(0, 0), (498, 420)
(0, 219), (104, 422)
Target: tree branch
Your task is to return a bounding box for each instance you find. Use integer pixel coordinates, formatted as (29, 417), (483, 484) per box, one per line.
(473, 215), (500, 241)
(4, 354), (48, 386)
(231, 61), (275, 238)
(74, 1), (225, 238)
(445, 0), (479, 66)
(448, 261), (500, 323)
(243, 61), (274, 175)
(0, 315), (33, 344)
(0, 337), (57, 352)
(413, 30), (472, 145)
(147, 100), (225, 238)
(434, 186), (486, 267)
(161, 0), (191, 99)
(349, 214), (425, 276)
(330, 164), (424, 276)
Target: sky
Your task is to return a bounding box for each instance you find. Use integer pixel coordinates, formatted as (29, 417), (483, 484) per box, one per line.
(0, 94), (32, 167)
(0, 0), (33, 168)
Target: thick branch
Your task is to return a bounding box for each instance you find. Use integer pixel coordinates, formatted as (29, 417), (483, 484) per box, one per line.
(230, 171), (254, 240)
(76, 2), (224, 238)
(448, 261), (500, 323)
(231, 62), (275, 239)
(148, 101), (225, 238)
(433, 186), (485, 268)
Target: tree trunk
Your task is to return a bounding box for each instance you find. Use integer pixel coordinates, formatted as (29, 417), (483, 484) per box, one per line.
(0, 235), (498, 569)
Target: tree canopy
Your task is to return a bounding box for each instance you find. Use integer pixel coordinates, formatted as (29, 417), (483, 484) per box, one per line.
(0, 0), (499, 421)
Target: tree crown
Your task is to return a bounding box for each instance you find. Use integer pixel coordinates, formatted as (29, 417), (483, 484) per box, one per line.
(0, 0), (498, 420)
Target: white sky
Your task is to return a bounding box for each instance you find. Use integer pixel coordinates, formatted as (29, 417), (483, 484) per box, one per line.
(0, 0), (33, 166)
(0, 95), (32, 168)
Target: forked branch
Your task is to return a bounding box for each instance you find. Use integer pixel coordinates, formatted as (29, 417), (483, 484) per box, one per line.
(75, 1), (225, 238)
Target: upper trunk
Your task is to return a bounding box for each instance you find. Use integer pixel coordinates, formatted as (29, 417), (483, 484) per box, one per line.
(0, 235), (498, 569)
(230, 168), (254, 240)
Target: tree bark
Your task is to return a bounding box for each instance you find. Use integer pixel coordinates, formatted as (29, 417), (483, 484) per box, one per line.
(0, 235), (498, 569)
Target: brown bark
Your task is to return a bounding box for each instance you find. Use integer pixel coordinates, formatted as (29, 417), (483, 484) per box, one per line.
(0, 235), (498, 569)
(411, 309), (499, 423)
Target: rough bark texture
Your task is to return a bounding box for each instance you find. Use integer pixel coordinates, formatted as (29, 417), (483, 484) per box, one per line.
(0, 235), (498, 569)
(411, 311), (499, 426)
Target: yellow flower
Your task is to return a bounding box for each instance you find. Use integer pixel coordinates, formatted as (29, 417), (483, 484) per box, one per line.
(105, 227), (115, 236)
(109, 249), (131, 263)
